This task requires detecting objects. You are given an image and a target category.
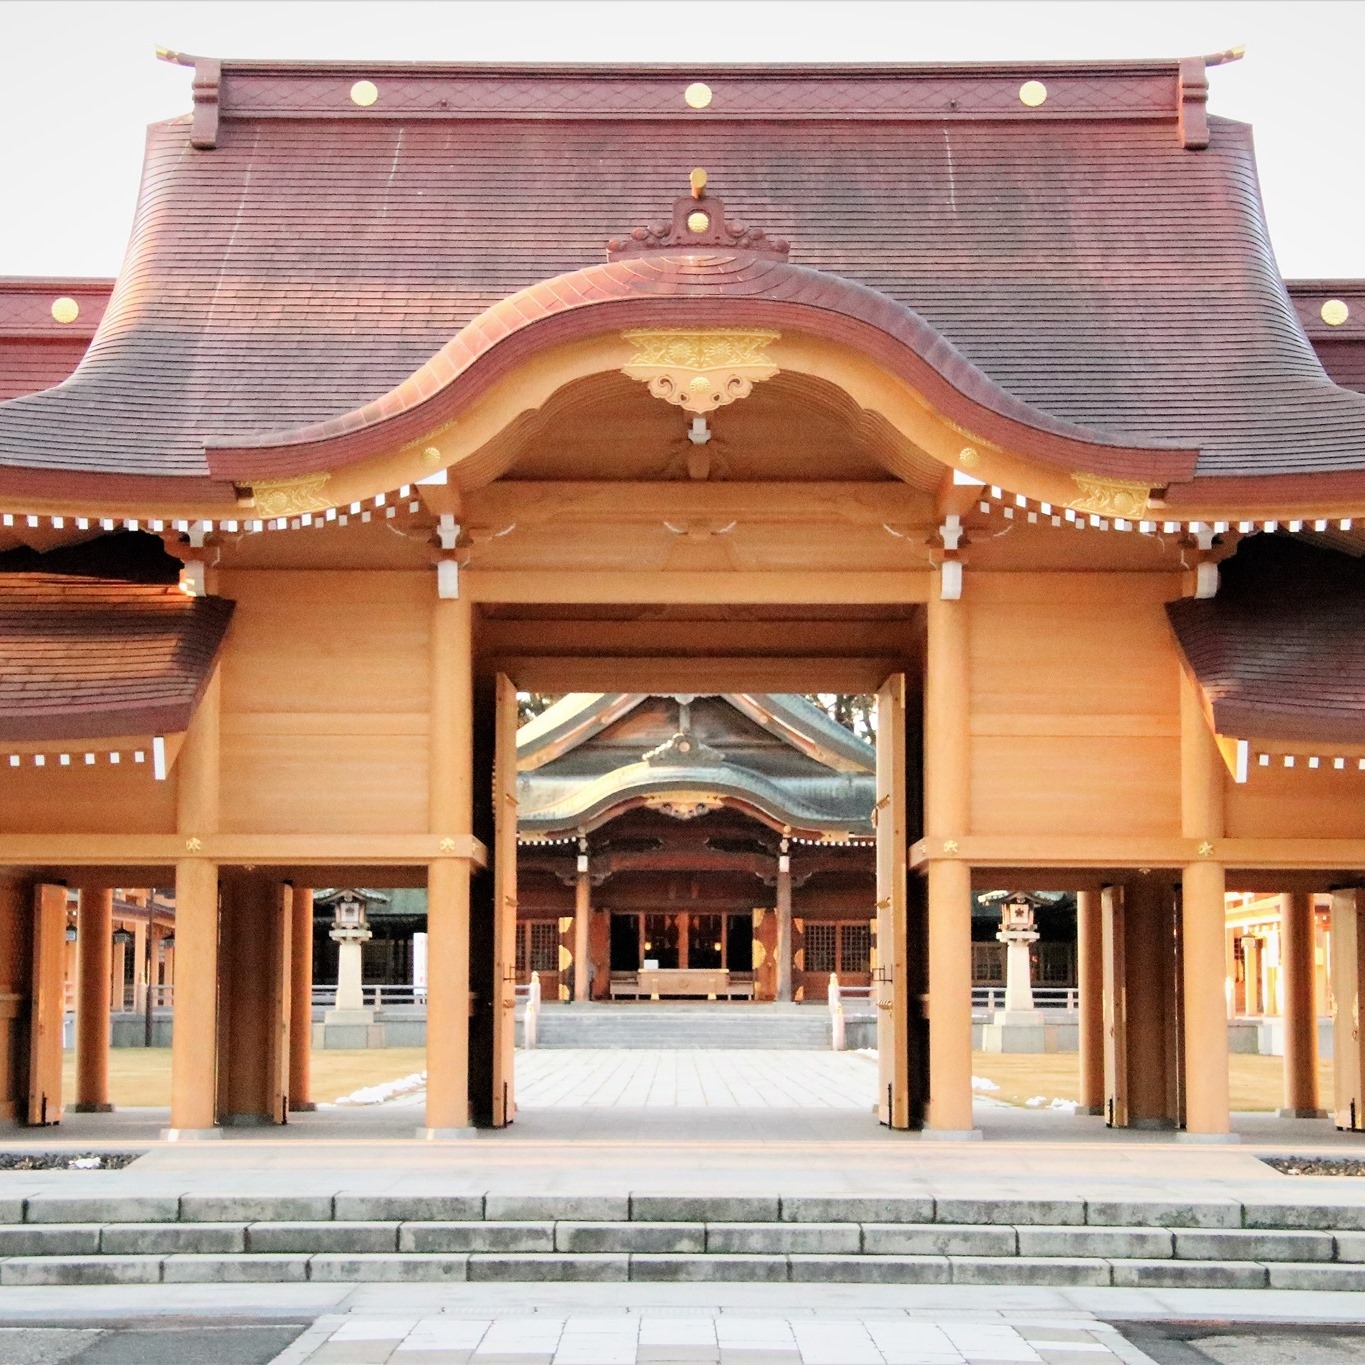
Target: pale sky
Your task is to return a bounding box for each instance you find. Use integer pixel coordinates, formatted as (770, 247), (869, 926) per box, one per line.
(1, 0), (1362, 279)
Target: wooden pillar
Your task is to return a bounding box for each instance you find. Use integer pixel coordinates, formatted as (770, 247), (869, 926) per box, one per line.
(422, 592), (473, 1136)
(923, 589), (974, 1136)
(573, 852), (591, 1003)
(28, 885), (67, 1126)
(1122, 878), (1181, 1128)
(775, 845), (793, 1004)
(1075, 888), (1104, 1115)
(167, 659), (221, 1139)
(1181, 862), (1229, 1135)
(1178, 665), (1231, 1138)
(1330, 889), (1365, 1130)
(1280, 891), (1325, 1118)
(131, 918), (147, 1014)
(289, 887), (316, 1111)
(73, 889), (114, 1113)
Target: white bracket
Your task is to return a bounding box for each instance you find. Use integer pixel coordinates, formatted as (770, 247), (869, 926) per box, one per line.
(437, 558), (460, 600)
(437, 514), (461, 551)
(178, 560), (205, 597)
(687, 416), (712, 445)
(940, 559), (963, 600)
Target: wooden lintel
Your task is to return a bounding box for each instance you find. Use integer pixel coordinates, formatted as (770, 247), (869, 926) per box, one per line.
(910, 834), (1365, 873)
(465, 481), (936, 526)
(467, 570), (930, 605)
(0, 835), (488, 870)
(487, 655), (904, 693)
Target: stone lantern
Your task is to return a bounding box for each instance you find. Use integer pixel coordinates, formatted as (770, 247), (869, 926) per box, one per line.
(981, 891), (1051, 1054)
(325, 890), (374, 1032)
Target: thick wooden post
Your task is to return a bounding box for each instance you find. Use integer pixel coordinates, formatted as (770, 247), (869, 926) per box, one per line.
(1178, 666), (1231, 1138)
(573, 852), (591, 1003)
(73, 888), (114, 1112)
(168, 661), (222, 1139)
(289, 887), (316, 1111)
(923, 590), (975, 1137)
(422, 592), (474, 1136)
(1281, 892), (1325, 1118)
(1076, 888), (1104, 1115)
(775, 848), (793, 1004)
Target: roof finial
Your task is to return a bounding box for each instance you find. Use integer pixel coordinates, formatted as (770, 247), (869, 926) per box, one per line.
(690, 167), (708, 200)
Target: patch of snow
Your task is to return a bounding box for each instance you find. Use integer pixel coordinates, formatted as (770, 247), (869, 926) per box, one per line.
(970, 1075), (1000, 1092)
(66, 1156), (102, 1170)
(334, 1071), (427, 1106)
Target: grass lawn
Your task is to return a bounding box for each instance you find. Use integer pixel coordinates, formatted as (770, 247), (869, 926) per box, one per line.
(970, 1051), (1334, 1113)
(61, 1047), (428, 1109)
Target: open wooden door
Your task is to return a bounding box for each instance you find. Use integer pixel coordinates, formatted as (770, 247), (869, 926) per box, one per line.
(875, 672), (911, 1128)
(491, 672), (519, 1126)
(1101, 884), (1126, 1127)
(28, 884), (66, 1126)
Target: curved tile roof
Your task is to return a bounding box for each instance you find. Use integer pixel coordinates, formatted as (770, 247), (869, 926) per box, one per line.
(1, 59), (1363, 500)
(0, 575), (234, 742)
(1167, 535), (1365, 746)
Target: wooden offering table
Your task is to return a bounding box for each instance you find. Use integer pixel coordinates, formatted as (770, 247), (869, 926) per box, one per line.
(612, 969), (755, 1001)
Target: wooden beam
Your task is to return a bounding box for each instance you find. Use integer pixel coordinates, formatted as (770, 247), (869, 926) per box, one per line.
(466, 481), (936, 526)
(913, 834), (1365, 873)
(466, 570), (931, 605)
(487, 655), (904, 693)
(0, 835), (487, 869)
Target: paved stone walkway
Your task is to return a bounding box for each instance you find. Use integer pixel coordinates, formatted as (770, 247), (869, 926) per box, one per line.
(515, 1049), (879, 1109)
(277, 1311), (1141, 1365)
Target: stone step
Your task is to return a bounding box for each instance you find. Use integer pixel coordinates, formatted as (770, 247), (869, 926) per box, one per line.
(3, 1192), (1364, 1286)
(2, 1249), (1362, 1289)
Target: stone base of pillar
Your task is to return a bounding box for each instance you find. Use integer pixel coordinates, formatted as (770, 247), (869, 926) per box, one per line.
(1277, 1106), (1329, 1119)
(288, 1100), (318, 1113)
(1127, 1116), (1179, 1131)
(980, 1020), (1054, 1053)
(160, 1127), (223, 1141)
(415, 1127), (478, 1140)
(323, 1007), (374, 1026)
(1176, 1130), (1242, 1143)
(916, 1128), (983, 1141)
(1073, 1104), (1105, 1116)
(69, 1102), (114, 1114)
(221, 1112), (279, 1127)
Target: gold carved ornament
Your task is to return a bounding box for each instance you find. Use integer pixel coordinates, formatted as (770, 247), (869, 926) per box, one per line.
(247, 473), (332, 518)
(621, 329), (780, 415)
(1069, 474), (1154, 520)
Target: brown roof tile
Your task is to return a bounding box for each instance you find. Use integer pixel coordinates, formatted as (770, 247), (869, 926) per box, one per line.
(0, 59), (1362, 501)
(1167, 536), (1365, 745)
(0, 574), (233, 742)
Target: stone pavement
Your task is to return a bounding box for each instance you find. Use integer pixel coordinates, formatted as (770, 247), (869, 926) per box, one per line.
(274, 1307), (1142, 1365)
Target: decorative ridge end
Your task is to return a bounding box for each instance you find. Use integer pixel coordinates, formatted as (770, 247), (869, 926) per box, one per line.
(188, 56), (222, 150)
(607, 183), (789, 261)
(155, 46), (198, 67)
(1177, 56), (1210, 150)
(1204, 44), (1246, 67)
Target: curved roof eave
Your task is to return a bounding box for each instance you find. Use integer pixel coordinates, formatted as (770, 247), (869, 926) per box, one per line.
(518, 760), (875, 836)
(204, 251), (1200, 489)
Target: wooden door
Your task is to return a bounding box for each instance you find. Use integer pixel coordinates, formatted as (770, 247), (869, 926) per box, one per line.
(876, 672), (910, 1128)
(1331, 889), (1364, 1130)
(28, 884), (66, 1126)
(1101, 884), (1127, 1127)
(491, 672), (519, 1126)
(269, 883), (293, 1123)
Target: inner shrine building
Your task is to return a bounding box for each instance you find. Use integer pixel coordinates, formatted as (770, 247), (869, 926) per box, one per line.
(2, 51), (1365, 1139)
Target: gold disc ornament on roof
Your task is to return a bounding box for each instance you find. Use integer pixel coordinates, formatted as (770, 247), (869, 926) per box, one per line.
(621, 329), (780, 414)
(350, 79), (379, 107)
(1321, 298), (1350, 326)
(684, 82), (713, 109)
(1018, 80), (1048, 107)
(50, 297), (79, 324)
